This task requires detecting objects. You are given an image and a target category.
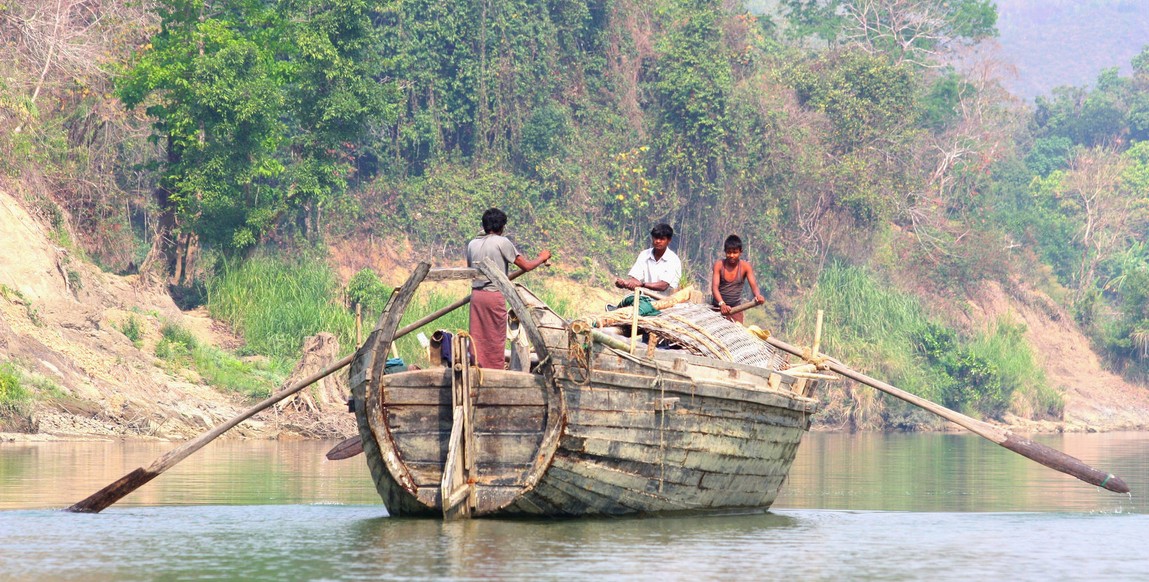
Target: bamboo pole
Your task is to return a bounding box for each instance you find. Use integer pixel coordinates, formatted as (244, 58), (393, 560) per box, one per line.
(629, 287), (641, 354)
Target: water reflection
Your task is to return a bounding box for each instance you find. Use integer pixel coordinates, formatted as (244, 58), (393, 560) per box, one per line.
(342, 512), (804, 579)
(0, 440), (381, 510)
(2, 433), (1148, 580)
(2, 432), (1145, 513)
(776, 431), (1147, 513)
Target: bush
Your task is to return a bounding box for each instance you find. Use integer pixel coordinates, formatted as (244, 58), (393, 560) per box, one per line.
(119, 315), (144, 347)
(346, 268), (392, 321)
(0, 363), (30, 405)
(155, 322), (197, 363)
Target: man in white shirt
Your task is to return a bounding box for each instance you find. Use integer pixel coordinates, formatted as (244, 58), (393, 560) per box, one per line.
(615, 223), (681, 294)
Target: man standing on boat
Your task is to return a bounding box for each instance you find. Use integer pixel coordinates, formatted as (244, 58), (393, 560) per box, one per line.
(615, 223), (681, 294)
(466, 208), (552, 369)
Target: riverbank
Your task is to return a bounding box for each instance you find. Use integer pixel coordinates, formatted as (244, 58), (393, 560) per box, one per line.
(3, 184), (1149, 442)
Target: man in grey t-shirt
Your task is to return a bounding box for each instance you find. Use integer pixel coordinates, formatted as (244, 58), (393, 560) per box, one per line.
(465, 208), (551, 368)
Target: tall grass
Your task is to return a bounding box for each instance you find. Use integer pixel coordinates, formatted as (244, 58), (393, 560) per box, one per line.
(789, 262), (943, 403)
(207, 254), (356, 361)
(154, 320), (285, 397)
(968, 319), (1063, 419)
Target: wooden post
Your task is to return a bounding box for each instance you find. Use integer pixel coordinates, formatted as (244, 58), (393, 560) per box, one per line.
(630, 287), (641, 354)
(812, 309), (823, 359)
(355, 303), (362, 346)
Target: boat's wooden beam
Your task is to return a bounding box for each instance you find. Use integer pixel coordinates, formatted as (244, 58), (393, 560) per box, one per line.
(425, 267), (480, 281)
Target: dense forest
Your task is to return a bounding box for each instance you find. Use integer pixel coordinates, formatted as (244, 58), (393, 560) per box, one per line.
(1, 0), (1147, 429)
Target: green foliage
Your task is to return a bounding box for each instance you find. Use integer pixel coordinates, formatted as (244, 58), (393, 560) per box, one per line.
(118, 315), (145, 348)
(155, 321), (198, 362)
(791, 51), (919, 155)
(346, 268), (393, 319)
(0, 363), (30, 406)
(154, 319), (283, 397)
(915, 321), (1003, 416)
(191, 346), (285, 398)
(920, 71), (968, 132)
(519, 102), (572, 175)
(1011, 170), (1079, 285)
(969, 320), (1062, 419)
(1032, 57), (1149, 148)
(206, 253), (355, 360)
(388, 162), (551, 252)
(779, 0), (846, 45)
(118, 0), (397, 255)
(118, 1), (287, 253)
(606, 146), (658, 228)
(1025, 136), (1075, 177)
(650, 0), (734, 223)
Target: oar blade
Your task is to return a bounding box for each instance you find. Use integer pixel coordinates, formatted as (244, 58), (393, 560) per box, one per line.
(67, 467), (159, 513)
(1001, 434), (1131, 493)
(325, 436), (364, 460)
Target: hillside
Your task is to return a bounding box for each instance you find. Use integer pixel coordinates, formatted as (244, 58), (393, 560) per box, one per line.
(0, 183), (354, 441)
(2, 185), (1147, 441)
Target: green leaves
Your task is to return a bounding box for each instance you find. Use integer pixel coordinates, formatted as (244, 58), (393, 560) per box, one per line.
(119, 0), (397, 255)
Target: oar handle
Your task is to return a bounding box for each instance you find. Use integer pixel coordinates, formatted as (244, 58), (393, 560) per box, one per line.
(728, 300), (761, 316)
(765, 335), (1130, 494)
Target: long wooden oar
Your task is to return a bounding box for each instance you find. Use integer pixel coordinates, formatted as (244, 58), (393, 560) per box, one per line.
(68, 353), (356, 513)
(763, 334), (1130, 494)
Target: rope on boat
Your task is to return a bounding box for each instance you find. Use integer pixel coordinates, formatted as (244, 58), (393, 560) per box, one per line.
(567, 327), (593, 385)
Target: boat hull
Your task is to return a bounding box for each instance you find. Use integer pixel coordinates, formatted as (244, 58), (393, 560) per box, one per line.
(352, 325), (817, 518)
(349, 263), (818, 518)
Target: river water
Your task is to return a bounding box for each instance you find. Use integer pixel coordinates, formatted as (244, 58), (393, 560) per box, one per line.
(1, 432), (1146, 581)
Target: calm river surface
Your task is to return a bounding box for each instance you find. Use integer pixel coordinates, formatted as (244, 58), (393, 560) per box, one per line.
(1, 432), (1146, 581)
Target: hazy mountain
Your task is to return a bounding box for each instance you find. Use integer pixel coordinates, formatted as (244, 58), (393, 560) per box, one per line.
(995, 0), (1149, 100)
(745, 1), (1149, 101)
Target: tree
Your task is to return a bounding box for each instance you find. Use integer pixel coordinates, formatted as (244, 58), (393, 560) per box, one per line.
(279, 0), (397, 239)
(649, 0), (734, 259)
(1057, 146), (1149, 312)
(118, 0), (287, 279)
(782, 0), (997, 67)
(118, 0), (397, 280)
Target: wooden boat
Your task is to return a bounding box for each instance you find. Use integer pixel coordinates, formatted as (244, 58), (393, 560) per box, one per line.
(68, 261), (1129, 516)
(349, 261), (822, 518)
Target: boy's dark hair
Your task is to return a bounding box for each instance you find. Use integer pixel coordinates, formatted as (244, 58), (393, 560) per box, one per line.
(650, 223), (674, 239)
(482, 208), (508, 233)
(724, 234), (743, 252)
